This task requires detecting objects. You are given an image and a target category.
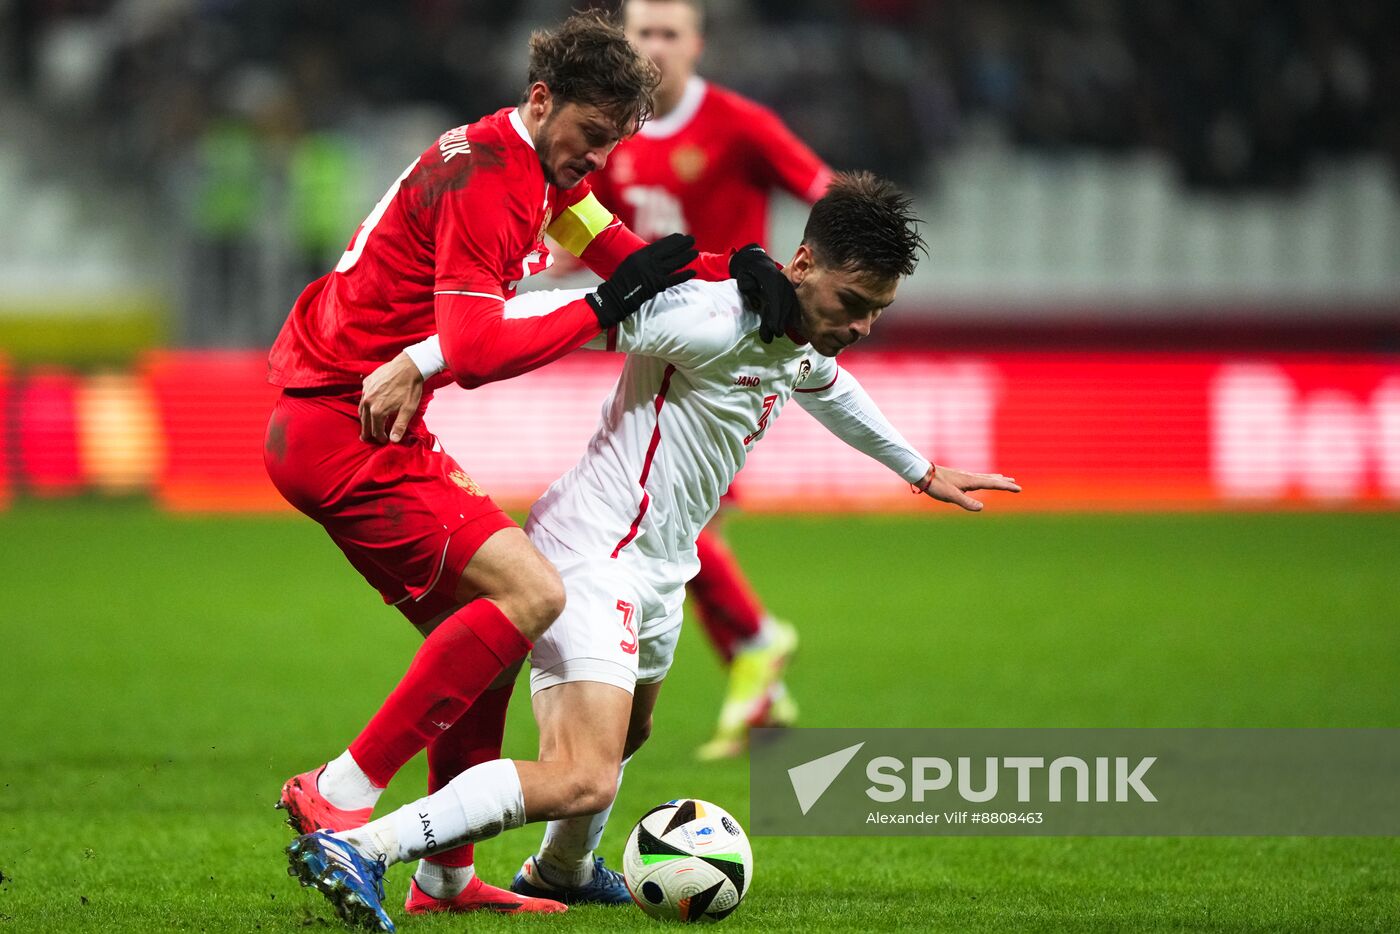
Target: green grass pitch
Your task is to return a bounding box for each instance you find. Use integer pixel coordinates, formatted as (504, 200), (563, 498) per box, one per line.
(1, 502), (1398, 932)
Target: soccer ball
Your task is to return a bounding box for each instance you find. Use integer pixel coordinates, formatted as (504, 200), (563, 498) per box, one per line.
(622, 799), (753, 923)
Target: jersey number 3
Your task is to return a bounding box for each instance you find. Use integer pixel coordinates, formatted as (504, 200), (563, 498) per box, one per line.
(617, 599), (638, 655)
(744, 394), (778, 445)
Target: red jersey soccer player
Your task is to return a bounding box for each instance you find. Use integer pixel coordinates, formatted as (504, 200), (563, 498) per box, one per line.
(592, 0), (836, 760)
(265, 13), (794, 927)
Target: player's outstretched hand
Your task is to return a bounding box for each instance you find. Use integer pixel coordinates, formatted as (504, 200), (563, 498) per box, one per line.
(730, 243), (798, 344)
(360, 351), (424, 444)
(588, 232), (698, 328)
(917, 464), (1021, 512)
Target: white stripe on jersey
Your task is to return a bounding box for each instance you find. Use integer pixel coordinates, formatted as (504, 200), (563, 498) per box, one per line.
(434, 290), (504, 301)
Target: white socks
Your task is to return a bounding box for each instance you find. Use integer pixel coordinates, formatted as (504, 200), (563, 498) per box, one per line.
(536, 756), (630, 888)
(413, 860), (476, 899)
(341, 758), (525, 866)
(319, 749), (383, 811)
(338, 816), (400, 867)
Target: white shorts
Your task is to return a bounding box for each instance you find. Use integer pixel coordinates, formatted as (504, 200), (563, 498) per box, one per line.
(527, 521), (685, 696)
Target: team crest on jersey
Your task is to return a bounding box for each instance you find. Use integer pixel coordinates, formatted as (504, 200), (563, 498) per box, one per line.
(448, 469), (484, 497)
(670, 144), (707, 183)
(796, 358), (812, 386)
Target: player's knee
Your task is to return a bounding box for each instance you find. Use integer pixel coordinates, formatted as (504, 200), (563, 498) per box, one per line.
(566, 763), (620, 815)
(528, 562), (567, 630)
(539, 565), (567, 622)
(623, 715), (653, 759)
(503, 559), (566, 640)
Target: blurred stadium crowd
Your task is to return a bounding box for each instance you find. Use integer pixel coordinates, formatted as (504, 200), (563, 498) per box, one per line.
(6, 0), (1398, 190)
(0, 0), (1397, 346)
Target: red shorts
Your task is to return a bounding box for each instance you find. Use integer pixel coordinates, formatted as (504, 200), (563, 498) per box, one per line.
(264, 388), (515, 624)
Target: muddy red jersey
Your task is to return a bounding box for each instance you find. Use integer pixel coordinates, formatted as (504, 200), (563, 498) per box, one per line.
(589, 78), (833, 252)
(268, 107), (728, 394)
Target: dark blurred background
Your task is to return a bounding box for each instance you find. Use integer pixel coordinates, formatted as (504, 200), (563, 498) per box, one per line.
(2, 0), (1397, 346)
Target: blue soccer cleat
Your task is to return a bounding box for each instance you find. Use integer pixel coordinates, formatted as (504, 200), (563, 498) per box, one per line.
(511, 854), (632, 906)
(287, 830), (396, 932)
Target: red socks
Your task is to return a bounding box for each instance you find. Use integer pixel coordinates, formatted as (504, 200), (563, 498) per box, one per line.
(422, 681), (515, 868)
(348, 600), (530, 788)
(691, 529), (765, 664)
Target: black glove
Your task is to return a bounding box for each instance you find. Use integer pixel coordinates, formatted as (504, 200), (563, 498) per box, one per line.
(730, 243), (799, 343)
(587, 233), (698, 328)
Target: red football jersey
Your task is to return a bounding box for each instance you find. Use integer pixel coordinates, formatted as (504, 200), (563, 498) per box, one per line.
(268, 107), (730, 392)
(589, 78), (833, 252)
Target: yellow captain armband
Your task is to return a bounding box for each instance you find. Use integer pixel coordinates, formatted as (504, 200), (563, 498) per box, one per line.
(546, 192), (614, 256)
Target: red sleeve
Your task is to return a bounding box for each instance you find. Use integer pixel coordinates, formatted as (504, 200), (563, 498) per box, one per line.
(577, 218), (731, 281)
(744, 101), (833, 204)
(436, 292), (599, 390)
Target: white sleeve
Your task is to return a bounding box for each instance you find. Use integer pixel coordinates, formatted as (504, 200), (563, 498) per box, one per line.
(795, 367), (931, 484)
(494, 287), (619, 351)
(404, 334), (446, 378)
(595, 281), (738, 367)
(401, 286), (599, 376)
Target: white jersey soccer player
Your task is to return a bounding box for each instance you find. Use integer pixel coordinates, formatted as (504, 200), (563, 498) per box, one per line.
(302, 175), (1018, 927)
(504, 278), (931, 694)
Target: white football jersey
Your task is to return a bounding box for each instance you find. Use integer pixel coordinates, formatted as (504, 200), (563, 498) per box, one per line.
(510, 282), (930, 587)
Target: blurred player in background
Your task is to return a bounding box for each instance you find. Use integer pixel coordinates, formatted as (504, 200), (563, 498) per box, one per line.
(265, 12), (793, 928)
(595, 0), (837, 760)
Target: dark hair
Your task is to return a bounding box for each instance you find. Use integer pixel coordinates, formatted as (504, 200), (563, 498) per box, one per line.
(802, 172), (926, 281)
(526, 11), (660, 132)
